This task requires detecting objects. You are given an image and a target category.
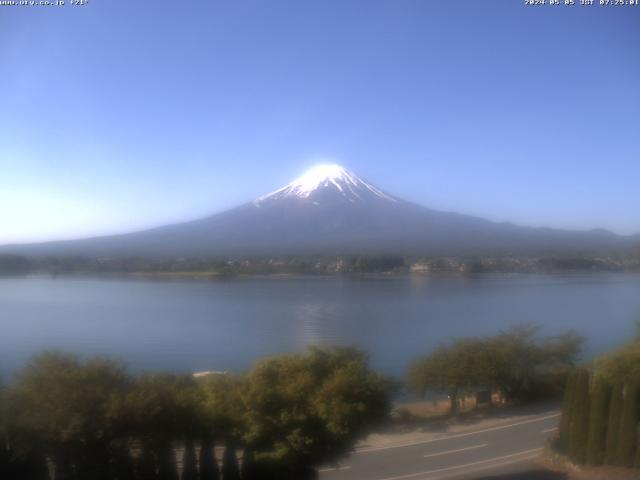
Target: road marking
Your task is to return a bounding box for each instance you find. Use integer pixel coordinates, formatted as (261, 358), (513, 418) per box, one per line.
(423, 443), (487, 459)
(375, 448), (542, 480)
(357, 412), (560, 453)
(428, 450), (542, 480)
(318, 466), (352, 473)
(542, 427), (558, 433)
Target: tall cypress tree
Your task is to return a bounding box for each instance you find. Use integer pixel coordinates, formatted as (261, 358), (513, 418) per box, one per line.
(605, 382), (624, 465)
(12, 444), (49, 480)
(568, 368), (590, 464)
(586, 379), (610, 466)
(156, 442), (178, 480)
(53, 453), (72, 480)
(0, 445), (9, 480)
(111, 445), (135, 480)
(616, 380), (639, 467)
(181, 440), (198, 480)
(198, 438), (219, 480)
(110, 442), (136, 480)
(221, 442), (240, 480)
(558, 370), (577, 453)
(135, 443), (157, 480)
(240, 448), (261, 480)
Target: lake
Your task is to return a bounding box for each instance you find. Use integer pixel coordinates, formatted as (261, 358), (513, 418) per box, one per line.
(1, 274), (639, 381)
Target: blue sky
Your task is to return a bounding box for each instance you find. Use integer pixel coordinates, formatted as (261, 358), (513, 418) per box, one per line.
(1, 0), (639, 244)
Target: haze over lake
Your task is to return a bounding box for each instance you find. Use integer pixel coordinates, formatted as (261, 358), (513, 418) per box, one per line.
(2, 274), (640, 381)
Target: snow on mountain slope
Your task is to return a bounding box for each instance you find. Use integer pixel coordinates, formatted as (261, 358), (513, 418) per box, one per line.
(1, 164), (635, 258)
(254, 164), (397, 205)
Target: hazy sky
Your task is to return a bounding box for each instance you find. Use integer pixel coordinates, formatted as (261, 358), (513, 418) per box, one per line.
(1, 1), (639, 244)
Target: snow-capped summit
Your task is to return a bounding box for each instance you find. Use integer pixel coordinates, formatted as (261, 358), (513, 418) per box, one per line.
(254, 164), (397, 205)
(3, 163), (634, 259)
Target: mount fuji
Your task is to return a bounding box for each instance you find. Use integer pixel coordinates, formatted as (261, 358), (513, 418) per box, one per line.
(2, 165), (636, 257)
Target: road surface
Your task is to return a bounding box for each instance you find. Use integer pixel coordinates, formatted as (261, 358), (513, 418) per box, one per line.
(319, 411), (562, 480)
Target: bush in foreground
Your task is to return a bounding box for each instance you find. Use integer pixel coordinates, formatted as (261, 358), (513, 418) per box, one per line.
(557, 335), (640, 470)
(0, 347), (390, 480)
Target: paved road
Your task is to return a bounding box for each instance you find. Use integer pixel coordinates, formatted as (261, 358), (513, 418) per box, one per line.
(319, 411), (563, 480)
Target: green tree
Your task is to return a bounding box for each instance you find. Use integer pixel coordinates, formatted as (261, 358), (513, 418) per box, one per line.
(408, 339), (490, 415)
(134, 444), (156, 480)
(198, 375), (246, 444)
(594, 338), (640, 384)
(486, 326), (582, 403)
(568, 368), (590, 464)
(0, 381), (8, 479)
(242, 347), (390, 479)
(181, 440), (198, 480)
(198, 436), (219, 480)
(221, 442), (240, 480)
(156, 442), (178, 480)
(198, 373), (245, 480)
(616, 380), (639, 467)
(590, 335), (640, 466)
(241, 448), (260, 480)
(110, 443), (135, 480)
(605, 382), (624, 465)
(409, 326), (583, 413)
(558, 370), (577, 453)
(11, 352), (130, 480)
(586, 379), (610, 466)
(123, 374), (198, 480)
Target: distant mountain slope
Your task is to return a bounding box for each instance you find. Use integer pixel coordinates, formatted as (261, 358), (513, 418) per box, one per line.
(2, 165), (637, 257)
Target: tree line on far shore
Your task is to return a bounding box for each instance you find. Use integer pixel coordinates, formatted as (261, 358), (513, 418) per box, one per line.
(3, 253), (639, 277)
(0, 347), (391, 480)
(557, 331), (640, 470)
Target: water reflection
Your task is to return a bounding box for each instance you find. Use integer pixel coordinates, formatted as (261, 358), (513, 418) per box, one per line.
(1, 274), (639, 379)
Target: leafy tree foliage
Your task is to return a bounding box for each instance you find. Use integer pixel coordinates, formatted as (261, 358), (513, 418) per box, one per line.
(198, 437), (220, 480)
(181, 440), (198, 480)
(122, 374), (200, 480)
(1, 385), (49, 480)
(198, 374), (246, 442)
(242, 347), (391, 479)
(486, 326), (582, 402)
(594, 338), (640, 383)
(408, 339), (492, 414)
(348, 256), (405, 273)
(221, 442), (240, 480)
(2, 347), (390, 480)
(409, 326), (583, 414)
(10, 352), (129, 480)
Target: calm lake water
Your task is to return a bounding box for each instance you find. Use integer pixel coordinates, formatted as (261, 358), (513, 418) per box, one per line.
(1, 274), (640, 381)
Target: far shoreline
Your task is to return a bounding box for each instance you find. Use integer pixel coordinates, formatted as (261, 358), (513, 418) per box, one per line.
(4, 269), (640, 283)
